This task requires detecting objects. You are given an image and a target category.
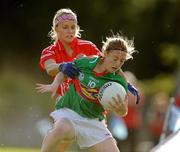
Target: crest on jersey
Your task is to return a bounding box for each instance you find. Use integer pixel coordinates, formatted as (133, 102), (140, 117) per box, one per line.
(79, 72), (84, 81)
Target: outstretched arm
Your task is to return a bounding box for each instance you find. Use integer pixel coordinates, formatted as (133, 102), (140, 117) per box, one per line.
(36, 72), (65, 98)
(44, 59), (80, 78)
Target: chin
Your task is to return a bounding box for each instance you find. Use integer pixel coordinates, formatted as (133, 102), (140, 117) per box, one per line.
(108, 69), (115, 73)
(66, 39), (73, 43)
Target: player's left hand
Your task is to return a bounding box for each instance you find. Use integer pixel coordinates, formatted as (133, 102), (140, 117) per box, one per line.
(128, 83), (140, 104)
(59, 62), (80, 79)
(108, 95), (128, 117)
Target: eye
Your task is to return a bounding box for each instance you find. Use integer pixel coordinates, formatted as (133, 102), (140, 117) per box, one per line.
(120, 59), (125, 63)
(71, 25), (76, 30)
(62, 25), (68, 29)
(113, 57), (118, 61)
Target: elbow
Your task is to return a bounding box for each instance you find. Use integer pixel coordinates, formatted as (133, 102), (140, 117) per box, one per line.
(46, 69), (58, 77)
(45, 62), (59, 77)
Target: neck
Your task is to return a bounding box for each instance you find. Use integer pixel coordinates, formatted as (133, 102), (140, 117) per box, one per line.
(63, 43), (72, 50)
(60, 39), (71, 47)
(59, 40), (73, 56)
(94, 59), (106, 73)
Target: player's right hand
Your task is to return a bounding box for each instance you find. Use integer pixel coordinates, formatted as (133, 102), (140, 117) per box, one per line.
(108, 95), (128, 117)
(59, 62), (80, 79)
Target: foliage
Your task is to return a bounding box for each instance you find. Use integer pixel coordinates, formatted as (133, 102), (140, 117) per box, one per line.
(1, 0), (180, 79)
(141, 74), (176, 96)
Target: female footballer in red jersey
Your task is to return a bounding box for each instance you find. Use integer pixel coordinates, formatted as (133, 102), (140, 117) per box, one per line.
(39, 8), (101, 99)
(39, 8), (101, 152)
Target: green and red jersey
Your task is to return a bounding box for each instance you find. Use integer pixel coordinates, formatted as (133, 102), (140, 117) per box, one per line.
(39, 38), (100, 96)
(55, 56), (128, 120)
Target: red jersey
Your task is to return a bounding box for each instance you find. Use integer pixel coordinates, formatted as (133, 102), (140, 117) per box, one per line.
(39, 37), (100, 96)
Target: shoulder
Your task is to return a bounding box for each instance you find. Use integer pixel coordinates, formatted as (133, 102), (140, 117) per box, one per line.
(77, 39), (98, 49)
(74, 56), (99, 68)
(107, 73), (128, 91)
(41, 44), (57, 54)
(77, 39), (95, 45)
(76, 55), (99, 62)
(77, 39), (100, 55)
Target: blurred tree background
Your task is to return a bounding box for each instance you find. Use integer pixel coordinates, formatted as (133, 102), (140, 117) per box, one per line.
(0, 0), (179, 150)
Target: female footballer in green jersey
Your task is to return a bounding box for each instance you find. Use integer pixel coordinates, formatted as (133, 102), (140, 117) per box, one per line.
(36, 33), (137, 152)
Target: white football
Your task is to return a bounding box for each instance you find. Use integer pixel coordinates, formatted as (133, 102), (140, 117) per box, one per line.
(98, 81), (127, 109)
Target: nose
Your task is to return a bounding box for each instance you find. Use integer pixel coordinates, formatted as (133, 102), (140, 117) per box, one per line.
(67, 28), (73, 33)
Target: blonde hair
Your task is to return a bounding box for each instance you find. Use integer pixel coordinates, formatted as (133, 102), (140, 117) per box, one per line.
(48, 8), (81, 42)
(102, 33), (137, 60)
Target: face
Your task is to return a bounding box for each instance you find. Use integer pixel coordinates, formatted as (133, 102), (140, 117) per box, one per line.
(103, 50), (127, 73)
(55, 20), (77, 44)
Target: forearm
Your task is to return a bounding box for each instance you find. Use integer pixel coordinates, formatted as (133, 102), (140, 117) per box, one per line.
(46, 63), (59, 76)
(51, 72), (65, 90)
(44, 59), (60, 77)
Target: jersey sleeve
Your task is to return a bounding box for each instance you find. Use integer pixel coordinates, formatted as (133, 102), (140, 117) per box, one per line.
(73, 57), (90, 70)
(88, 41), (101, 56)
(39, 45), (56, 69)
(116, 76), (128, 92)
(77, 39), (102, 56)
(109, 74), (128, 92)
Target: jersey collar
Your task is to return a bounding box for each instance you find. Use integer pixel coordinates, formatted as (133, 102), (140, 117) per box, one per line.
(56, 38), (78, 51)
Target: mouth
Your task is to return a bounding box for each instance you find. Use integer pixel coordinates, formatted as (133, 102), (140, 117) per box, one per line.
(112, 67), (118, 70)
(109, 67), (118, 72)
(66, 35), (73, 39)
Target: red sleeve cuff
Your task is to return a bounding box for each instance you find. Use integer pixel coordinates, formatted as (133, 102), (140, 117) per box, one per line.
(39, 54), (54, 70)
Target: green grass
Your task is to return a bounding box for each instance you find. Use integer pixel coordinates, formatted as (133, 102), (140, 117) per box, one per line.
(0, 147), (39, 152)
(0, 147), (76, 152)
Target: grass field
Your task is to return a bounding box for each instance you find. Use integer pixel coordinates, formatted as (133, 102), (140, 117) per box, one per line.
(0, 147), (39, 152)
(0, 147), (76, 152)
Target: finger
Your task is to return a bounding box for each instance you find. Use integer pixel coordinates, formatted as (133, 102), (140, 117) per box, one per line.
(116, 94), (122, 102)
(35, 85), (44, 89)
(36, 86), (49, 93)
(35, 86), (43, 92)
(37, 88), (46, 93)
(36, 83), (45, 87)
(112, 96), (121, 104)
(35, 84), (46, 90)
(109, 100), (118, 109)
(36, 89), (44, 93)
